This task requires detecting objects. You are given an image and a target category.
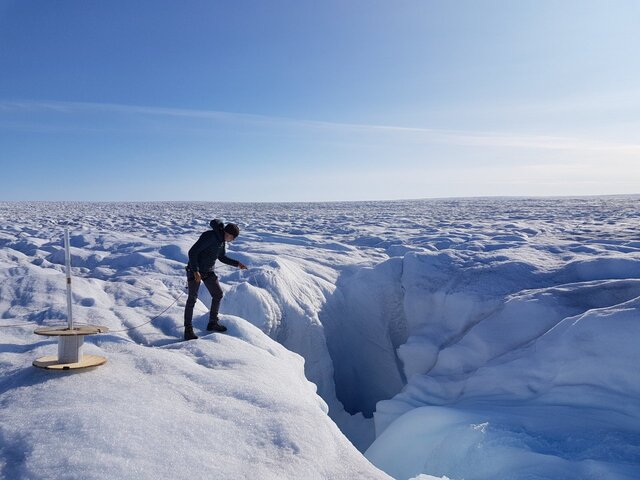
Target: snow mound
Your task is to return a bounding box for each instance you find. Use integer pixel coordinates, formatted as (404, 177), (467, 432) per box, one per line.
(367, 405), (639, 480)
(0, 317), (389, 480)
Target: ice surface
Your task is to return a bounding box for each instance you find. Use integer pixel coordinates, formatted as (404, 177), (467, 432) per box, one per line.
(367, 405), (640, 480)
(1, 197), (639, 479)
(0, 318), (389, 479)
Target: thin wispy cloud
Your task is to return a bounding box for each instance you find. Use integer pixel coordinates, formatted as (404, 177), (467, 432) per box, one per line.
(1, 99), (639, 155)
(427, 88), (640, 118)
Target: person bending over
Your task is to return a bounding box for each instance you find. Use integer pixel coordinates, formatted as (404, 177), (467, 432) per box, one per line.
(184, 219), (247, 340)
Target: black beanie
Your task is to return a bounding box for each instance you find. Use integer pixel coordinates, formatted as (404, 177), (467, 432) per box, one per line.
(224, 223), (240, 239)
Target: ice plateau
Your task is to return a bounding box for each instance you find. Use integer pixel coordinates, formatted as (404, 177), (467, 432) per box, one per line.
(0, 197), (639, 480)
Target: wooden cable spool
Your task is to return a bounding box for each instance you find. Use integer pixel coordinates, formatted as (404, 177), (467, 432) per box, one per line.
(33, 228), (109, 371)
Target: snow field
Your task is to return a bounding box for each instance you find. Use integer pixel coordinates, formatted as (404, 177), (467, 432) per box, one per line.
(1, 197), (640, 479)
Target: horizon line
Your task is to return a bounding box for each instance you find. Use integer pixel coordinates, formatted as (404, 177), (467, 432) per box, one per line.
(2, 192), (639, 205)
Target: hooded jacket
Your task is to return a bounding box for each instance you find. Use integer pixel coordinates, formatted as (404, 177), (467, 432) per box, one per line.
(187, 219), (240, 273)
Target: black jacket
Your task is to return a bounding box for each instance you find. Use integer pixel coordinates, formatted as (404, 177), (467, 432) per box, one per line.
(187, 219), (239, 273)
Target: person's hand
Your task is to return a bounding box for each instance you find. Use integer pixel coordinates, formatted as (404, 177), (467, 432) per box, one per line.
(193, 271), (202, 283)
(238, 262), (248, 270)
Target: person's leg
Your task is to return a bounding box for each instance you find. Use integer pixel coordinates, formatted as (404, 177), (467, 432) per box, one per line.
(184, 271), (200, 327)
(202, 274), (227, 332)
(202, 274), (224, 321)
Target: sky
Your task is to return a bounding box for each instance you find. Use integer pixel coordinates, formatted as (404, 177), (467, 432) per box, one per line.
(0, 0), (639, 202)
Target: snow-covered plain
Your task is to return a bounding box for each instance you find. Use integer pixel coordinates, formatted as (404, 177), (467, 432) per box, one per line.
(1, 197), (639, 480)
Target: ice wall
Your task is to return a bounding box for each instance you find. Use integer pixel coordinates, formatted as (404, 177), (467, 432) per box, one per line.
(367, 248), (640, 479)
(220, 256), (409, 450)
(319, 258), (408, 417)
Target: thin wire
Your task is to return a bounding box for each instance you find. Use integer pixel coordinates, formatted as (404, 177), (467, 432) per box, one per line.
(0, 291), (186, 332)
(102, 291), (186, 333)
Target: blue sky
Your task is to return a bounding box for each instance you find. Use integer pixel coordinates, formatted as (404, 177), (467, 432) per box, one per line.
(1, 0), (638, 201)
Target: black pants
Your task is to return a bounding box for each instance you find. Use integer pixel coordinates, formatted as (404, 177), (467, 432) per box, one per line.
(184, 270), (223, 327)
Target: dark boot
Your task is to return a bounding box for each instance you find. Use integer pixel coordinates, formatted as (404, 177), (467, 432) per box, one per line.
(206, 319), (227, 333)
(184, 326), (198, 340)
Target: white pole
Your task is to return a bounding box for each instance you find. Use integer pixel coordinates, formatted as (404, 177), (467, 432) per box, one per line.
(64, 227), (73, 330)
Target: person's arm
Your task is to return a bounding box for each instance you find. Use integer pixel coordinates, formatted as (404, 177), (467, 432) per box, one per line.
(218, 244), (247, 269)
